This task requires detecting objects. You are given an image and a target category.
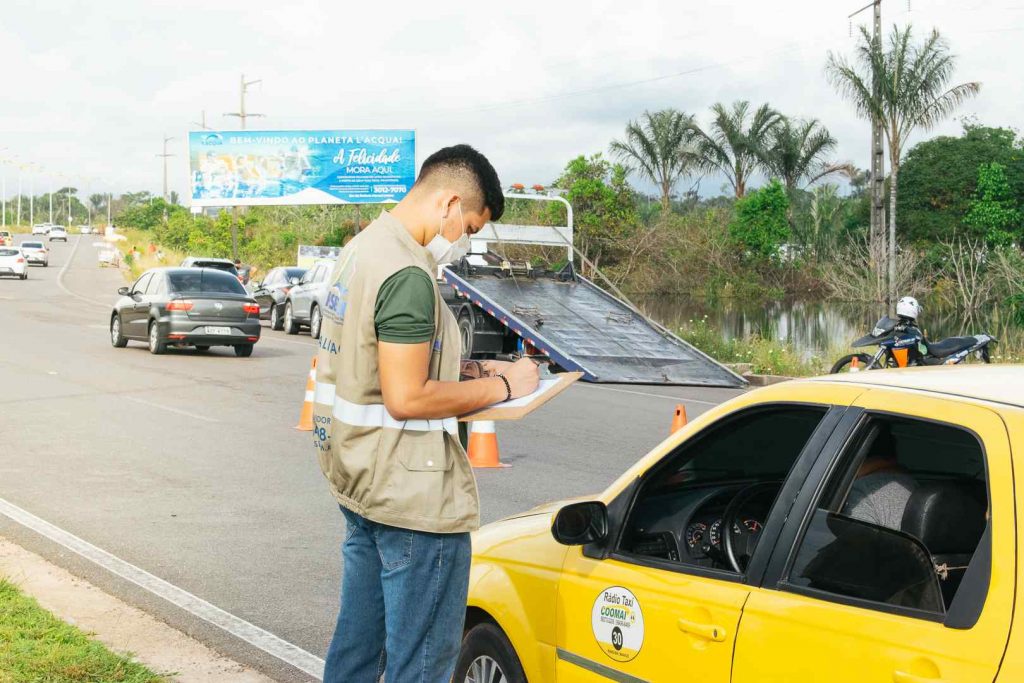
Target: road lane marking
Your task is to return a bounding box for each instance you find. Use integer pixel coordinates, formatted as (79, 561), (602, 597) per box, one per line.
(259, 335), (316, 348)
(122, 396), (220, 423)
(57, 235), (110, 308)
(0, 496), (326, 680)
(575, 383), (723, 406)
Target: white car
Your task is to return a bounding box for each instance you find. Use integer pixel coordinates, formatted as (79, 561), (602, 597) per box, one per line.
(0, 246), (28, 279)
(48, 227), (68, 242)
(77, 225), (93, 234)
(20, 241), (49, 267)
(31, 224), (49, 235)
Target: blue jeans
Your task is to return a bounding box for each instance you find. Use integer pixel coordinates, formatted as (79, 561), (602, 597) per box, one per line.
(323, 507), (472, 683)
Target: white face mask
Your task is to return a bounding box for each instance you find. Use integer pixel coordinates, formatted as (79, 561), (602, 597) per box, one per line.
(426, 201), (471, 265)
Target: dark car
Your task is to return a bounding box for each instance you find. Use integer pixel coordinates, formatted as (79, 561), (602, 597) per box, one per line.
(180, 257), (241, 282)
(109, 268), (261, 357)
(252, 266), (307, 330)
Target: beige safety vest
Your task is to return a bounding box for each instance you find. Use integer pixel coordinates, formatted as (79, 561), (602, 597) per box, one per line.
(312, 211), (480, 533)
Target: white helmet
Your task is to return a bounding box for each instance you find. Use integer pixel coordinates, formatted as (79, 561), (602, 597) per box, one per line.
(896, 296), (922, 321)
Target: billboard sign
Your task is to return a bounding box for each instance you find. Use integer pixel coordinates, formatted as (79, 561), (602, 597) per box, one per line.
(297, 244), (342, 270)
(189, 129), (415, 207)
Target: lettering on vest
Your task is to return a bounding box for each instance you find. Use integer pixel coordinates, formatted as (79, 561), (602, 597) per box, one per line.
(323, 250), (358, 324)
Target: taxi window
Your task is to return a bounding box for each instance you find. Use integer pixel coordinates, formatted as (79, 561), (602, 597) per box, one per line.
(618, 405), (827, 575)
(783, 415), (988, 623)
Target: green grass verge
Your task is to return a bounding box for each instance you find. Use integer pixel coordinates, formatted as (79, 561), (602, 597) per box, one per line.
(116, 228), (187, 281)
(678, 318), (833, 377)
(0, 579), (164, 683)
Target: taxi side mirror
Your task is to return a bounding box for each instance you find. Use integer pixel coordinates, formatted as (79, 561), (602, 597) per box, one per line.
(552, 501), (608, 546)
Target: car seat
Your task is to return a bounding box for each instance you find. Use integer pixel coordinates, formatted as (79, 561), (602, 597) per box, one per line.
(900, 481), (987, 607)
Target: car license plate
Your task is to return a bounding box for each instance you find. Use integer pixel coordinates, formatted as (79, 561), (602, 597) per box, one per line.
(205, 326), (232, 335)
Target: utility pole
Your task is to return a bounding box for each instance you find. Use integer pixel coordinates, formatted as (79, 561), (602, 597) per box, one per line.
(157, 135), (175, 201)
(223, 74), (263, 260)
(49, 175), (54, 224)
(0, 148), (6, 228)
(849, 0), (888, 303)
(191, 110), (211, 130)
(223, 74), (264, 130)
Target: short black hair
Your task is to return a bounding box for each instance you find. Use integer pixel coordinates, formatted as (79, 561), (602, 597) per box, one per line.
(415, 144), (504, 220)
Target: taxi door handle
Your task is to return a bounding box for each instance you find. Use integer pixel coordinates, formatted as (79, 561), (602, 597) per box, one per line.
(893, 671), (945, 683)
(676, 618), (726, 642)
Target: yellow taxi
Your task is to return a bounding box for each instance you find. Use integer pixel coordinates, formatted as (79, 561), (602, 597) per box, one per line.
(453, 366), (1024, 683)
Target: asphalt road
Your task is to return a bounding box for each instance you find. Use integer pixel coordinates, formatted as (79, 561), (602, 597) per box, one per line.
(0, 235), (744, 681)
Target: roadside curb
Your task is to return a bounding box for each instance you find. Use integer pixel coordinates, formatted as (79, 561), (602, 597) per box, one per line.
(0, 537), (276, 683)
(743, 373), (795, 386)
(726, 363), (795, 386)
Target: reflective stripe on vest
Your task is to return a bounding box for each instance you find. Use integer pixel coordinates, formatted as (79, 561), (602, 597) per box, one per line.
(315, 381), (335, 405)
(321, 383), (458, 435)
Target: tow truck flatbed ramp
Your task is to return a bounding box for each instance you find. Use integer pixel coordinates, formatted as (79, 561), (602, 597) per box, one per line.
(443, 266), (747, 388)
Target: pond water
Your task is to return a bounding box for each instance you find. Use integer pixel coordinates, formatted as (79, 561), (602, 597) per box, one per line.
(635, 295), (1024, 362)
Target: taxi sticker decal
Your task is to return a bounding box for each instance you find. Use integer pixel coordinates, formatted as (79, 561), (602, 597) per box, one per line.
(592, 586), (644, 662)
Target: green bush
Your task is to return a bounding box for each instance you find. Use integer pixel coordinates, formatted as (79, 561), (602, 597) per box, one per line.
(729, 179), (791, 260)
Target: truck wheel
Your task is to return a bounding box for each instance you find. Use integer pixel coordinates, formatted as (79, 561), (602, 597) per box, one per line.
(458, 312), (474, 359)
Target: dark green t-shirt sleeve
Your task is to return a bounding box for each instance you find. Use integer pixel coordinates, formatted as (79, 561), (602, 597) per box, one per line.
(374, 266), (436, 343)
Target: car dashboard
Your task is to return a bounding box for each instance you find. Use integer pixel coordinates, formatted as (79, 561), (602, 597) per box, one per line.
(623, 483), (772, 570)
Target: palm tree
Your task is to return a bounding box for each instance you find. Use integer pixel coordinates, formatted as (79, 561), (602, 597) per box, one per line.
(761, 118), (850, 193)
(609, 109), (697, 210)
(808, 183), (844, 258)
(827, 24), (980, 298)
(693, 101), (781, 198)
(88, 194), (105, 213)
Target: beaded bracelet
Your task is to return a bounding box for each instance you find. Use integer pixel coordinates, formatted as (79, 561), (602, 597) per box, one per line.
(496, 374), (512, 402)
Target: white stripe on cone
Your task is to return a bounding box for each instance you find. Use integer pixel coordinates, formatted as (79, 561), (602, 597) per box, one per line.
(470, 420), (496, 434)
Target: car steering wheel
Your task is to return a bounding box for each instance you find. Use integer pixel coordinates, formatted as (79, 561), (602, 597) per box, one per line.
(721, 482), (780, 573)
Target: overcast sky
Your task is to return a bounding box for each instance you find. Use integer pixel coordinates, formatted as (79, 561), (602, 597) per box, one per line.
(1, 0), (1021, 203)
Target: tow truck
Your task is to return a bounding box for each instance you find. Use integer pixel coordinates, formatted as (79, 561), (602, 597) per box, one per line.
(439, 193), (745, 388)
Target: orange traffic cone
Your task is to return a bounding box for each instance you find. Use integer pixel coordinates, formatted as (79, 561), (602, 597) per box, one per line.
(467, 421), (509, 468)
(670, 404), (688, 434)
(295, 356), (317, 431)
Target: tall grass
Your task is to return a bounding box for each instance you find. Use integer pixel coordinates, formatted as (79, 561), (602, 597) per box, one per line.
(679, 317), (833, 377)
(0, 579), (164, 682)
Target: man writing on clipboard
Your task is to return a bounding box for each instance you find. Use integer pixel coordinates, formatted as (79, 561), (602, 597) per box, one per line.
(313, 145), (540, 683)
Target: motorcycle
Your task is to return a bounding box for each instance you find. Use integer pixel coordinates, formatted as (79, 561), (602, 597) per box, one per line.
(830, 315), (996, 373)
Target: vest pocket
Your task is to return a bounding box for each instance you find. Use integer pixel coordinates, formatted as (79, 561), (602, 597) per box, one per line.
(398, 431), (452, 472)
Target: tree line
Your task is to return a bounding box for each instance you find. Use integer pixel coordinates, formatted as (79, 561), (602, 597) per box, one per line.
(108, 22), (1022, 318)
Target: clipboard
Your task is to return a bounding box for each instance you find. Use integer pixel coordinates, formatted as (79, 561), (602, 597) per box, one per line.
(459, 371), (583, 422)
